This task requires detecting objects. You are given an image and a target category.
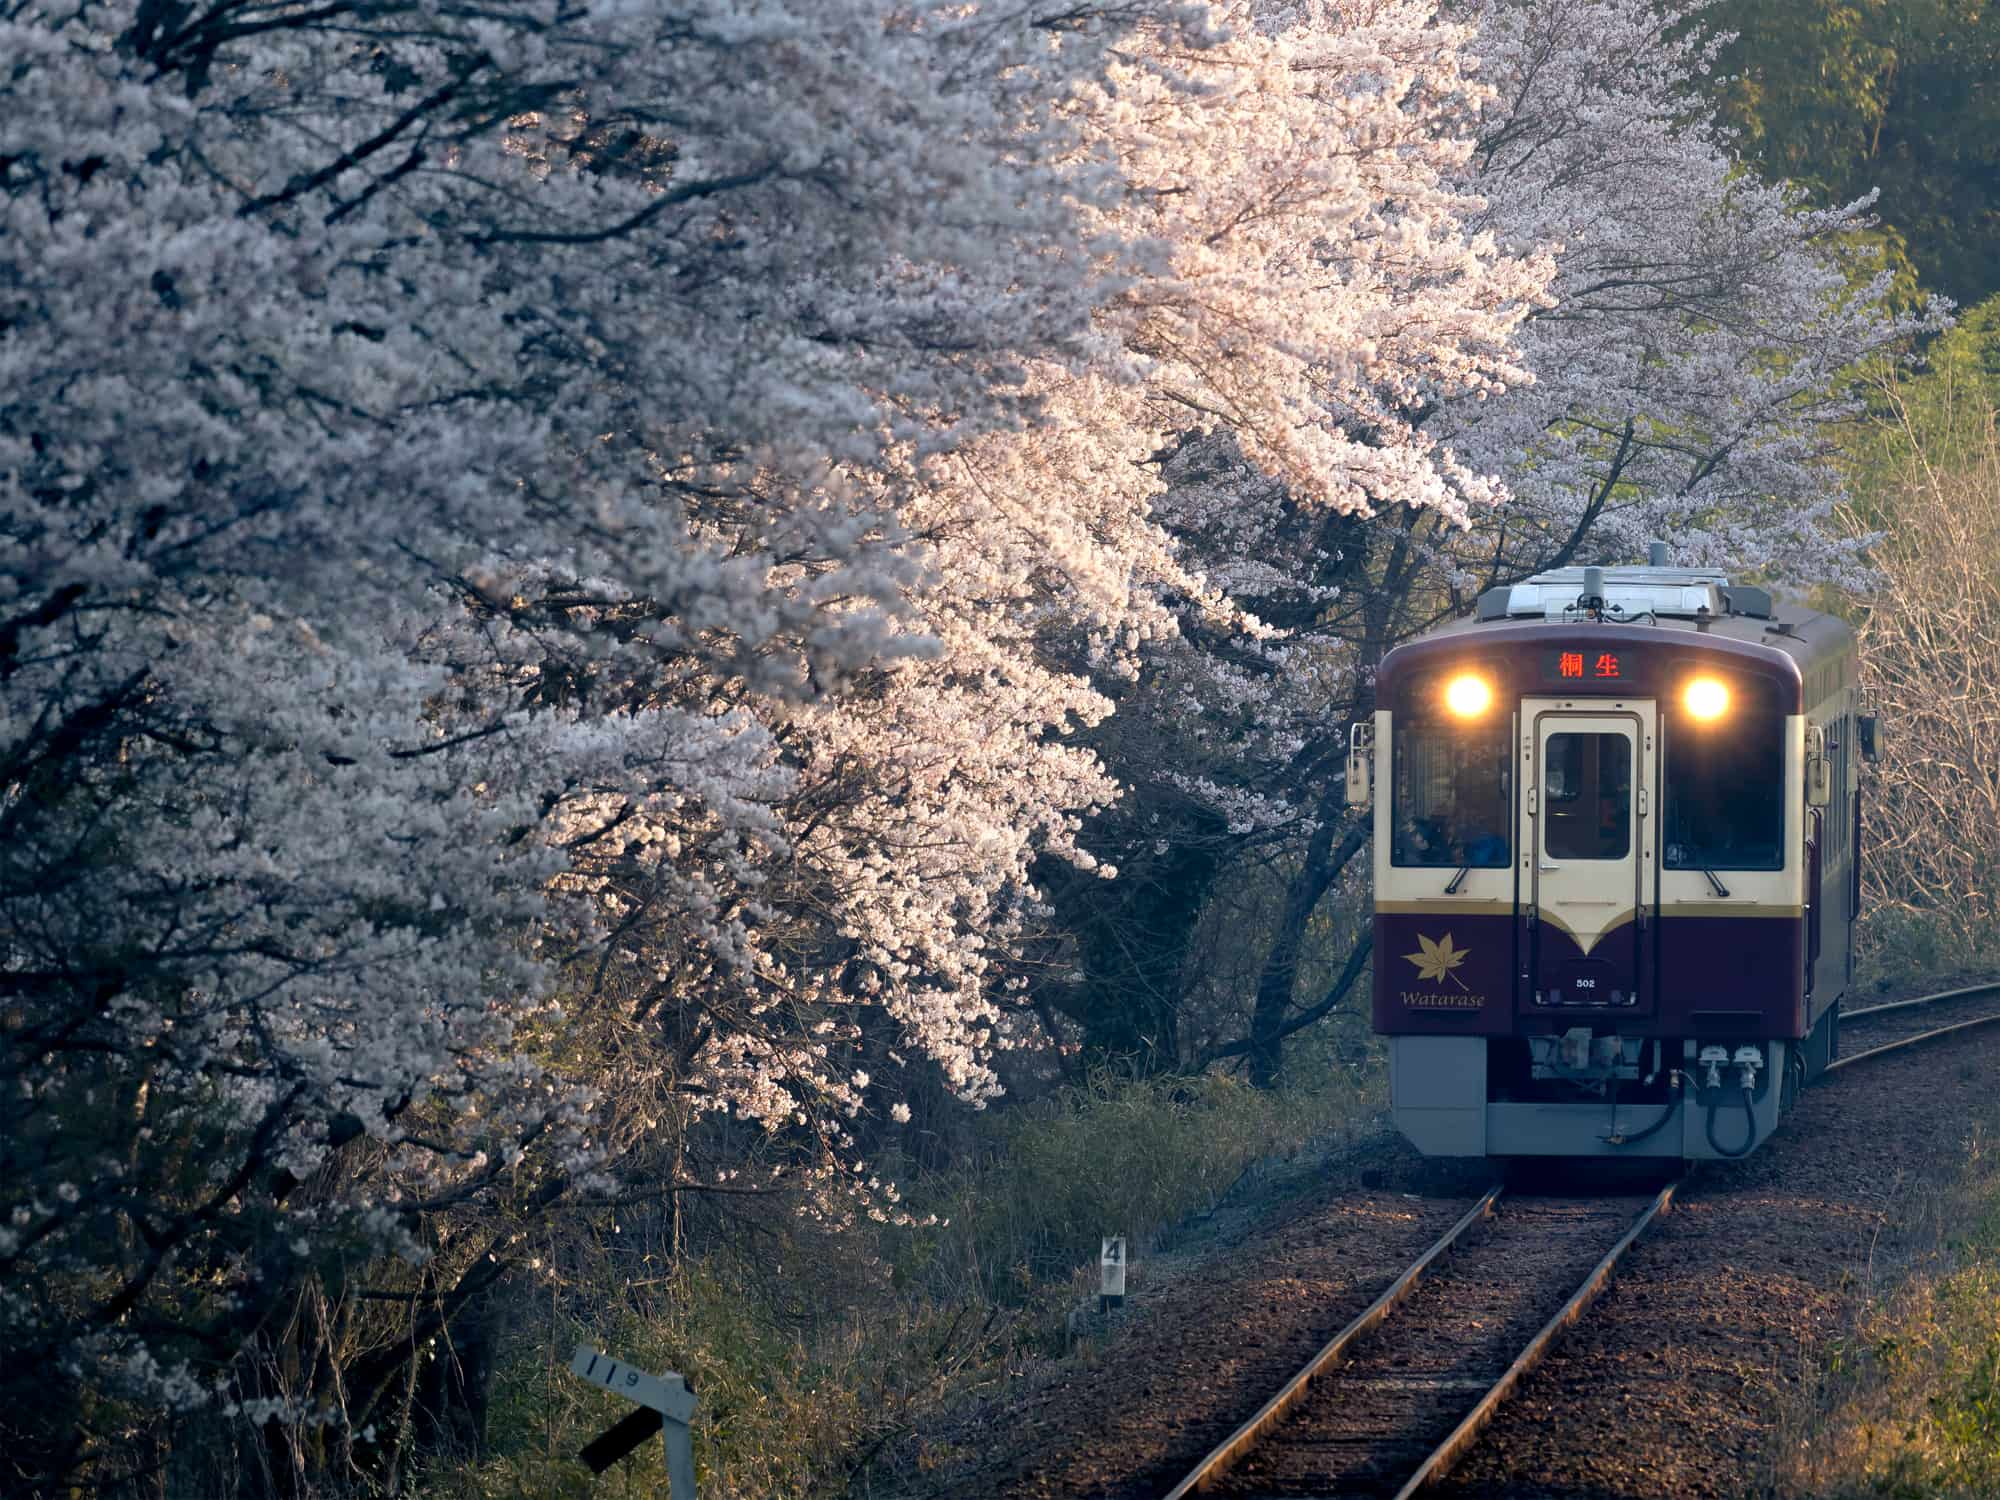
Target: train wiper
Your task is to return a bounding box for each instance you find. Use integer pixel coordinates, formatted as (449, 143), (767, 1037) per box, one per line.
(1700, 867), (1731, 898)
(1444, 864), (1471, 894)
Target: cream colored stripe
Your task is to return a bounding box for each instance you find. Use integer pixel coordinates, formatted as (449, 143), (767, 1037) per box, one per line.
(1659, 903), (1801, 919)
(1377, 899), (1513, 916)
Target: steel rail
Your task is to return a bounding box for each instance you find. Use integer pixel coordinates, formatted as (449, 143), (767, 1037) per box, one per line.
(1844, 979), (2000, 1023)
(1388, 1178), (1682, 1500)
(1159, 1185), (1503, 1500)
(1826, 1010), (2000, 1074)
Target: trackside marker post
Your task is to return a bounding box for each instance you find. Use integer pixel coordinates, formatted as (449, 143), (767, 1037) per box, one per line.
(569, 1343), (696, 1497)
(1100, 1236), (1127, 1313)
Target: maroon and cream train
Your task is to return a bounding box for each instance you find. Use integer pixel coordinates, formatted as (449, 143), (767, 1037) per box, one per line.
(1353, 556), (1874, 1159)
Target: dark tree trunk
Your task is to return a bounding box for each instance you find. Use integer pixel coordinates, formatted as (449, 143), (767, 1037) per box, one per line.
(1246, 814), (1369, 1086)
(412, 1272), (509, 1463)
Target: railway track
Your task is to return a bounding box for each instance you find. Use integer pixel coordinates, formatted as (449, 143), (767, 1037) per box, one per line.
(1164, 1179), (1678, 1500)
(1160, 978), (2000, 1500)
(1833, 979), (2000, 1068)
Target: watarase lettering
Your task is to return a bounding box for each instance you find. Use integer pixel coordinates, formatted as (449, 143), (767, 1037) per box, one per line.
(1401, 990), (1485, 1010)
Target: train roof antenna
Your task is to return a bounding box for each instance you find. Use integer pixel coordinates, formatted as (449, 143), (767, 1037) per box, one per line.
(1579, 565), (1606, 619)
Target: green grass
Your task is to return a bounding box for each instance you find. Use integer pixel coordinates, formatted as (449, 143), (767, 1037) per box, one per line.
(901, 1048), (1380, 1308)
(1855, 905), (2000, 994)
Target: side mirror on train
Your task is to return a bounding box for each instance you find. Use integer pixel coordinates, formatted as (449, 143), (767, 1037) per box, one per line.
(1857, 714), (1881, 763)
(1345, 722), (1374, 811)
(1806, 724), (1831, 808)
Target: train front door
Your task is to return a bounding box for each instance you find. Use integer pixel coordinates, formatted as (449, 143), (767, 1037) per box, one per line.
(1519, 701), (1657, 1013)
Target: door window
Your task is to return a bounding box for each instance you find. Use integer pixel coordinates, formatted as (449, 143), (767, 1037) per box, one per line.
(1545, 732), (1631, 860)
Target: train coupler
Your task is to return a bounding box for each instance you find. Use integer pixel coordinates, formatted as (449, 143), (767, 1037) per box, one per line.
(1696, 1043), (1764, 1093)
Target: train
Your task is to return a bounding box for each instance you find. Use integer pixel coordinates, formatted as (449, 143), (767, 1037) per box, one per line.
(1353, 551), (1875, 1159)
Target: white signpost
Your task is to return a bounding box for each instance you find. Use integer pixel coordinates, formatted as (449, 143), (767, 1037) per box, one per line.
(1100, 1235), (1127, 1313)
(569, 1343), (696, 1497)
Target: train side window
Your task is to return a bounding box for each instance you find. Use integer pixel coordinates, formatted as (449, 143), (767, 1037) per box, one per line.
(1391, 717), (1511, 868)
(1663, 704), (1784, 871)
(1543, 732), (1630, 860)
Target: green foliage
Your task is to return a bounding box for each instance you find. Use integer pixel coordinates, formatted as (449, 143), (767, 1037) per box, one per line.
(1856, 905), (2000, 989)
(1901, 296), (2000, 446)
(414, 1263), (876, 1500)
(1701, 0), (2000, 307)
(903, 1052), (1380, 1306)
(1843, 295), (2000, 506)
(1811, 1269), (2000, 1497)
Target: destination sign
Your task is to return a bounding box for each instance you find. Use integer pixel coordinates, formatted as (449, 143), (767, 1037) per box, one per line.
(1542, 648), (1626, 683)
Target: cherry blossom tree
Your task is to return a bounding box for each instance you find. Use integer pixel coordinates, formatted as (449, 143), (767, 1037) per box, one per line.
(572, 0), (1560, 1144)
(1437, 0), (1931, 585)
(2, 0), (1560, 1487)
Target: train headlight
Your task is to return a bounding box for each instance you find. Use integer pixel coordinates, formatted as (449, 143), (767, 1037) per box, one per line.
(1684, 676), (1729, 721)
(1444, 673), (1494, 719)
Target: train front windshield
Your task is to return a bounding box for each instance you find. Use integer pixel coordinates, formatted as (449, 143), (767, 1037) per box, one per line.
(1664, 708), (1784, 870)
(1392, 716), (1512, 868)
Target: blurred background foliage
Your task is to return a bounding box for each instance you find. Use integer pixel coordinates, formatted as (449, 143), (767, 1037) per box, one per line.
(1700, 0), (2000, 309)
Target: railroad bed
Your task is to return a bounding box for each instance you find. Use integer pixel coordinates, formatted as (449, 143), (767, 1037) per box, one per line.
(1194, 1190), (1669, 1500)
(1836, 980), (2000, 1060)
(1158, 978), (2000, 1500)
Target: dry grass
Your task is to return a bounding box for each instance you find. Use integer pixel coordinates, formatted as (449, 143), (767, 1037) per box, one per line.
(1771, 1111), (2000, 1499)
(1849, 385), (2000, 972)
(415, 1041), (1384, 1500)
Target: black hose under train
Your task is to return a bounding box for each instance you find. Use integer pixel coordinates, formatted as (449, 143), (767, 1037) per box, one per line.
(1604, 1073), (1683, 1147)
(1705, 1084), (1757, 1158)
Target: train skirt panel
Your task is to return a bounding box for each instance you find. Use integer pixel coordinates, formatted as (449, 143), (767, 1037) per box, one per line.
(1390, 1036), (1790, 1160)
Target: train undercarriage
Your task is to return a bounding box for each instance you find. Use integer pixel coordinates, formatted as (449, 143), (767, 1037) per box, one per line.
(1389, 1002), (1841, 1160)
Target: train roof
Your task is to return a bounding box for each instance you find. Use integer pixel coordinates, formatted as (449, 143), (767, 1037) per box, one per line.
(1381, 562), (1855, 695)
